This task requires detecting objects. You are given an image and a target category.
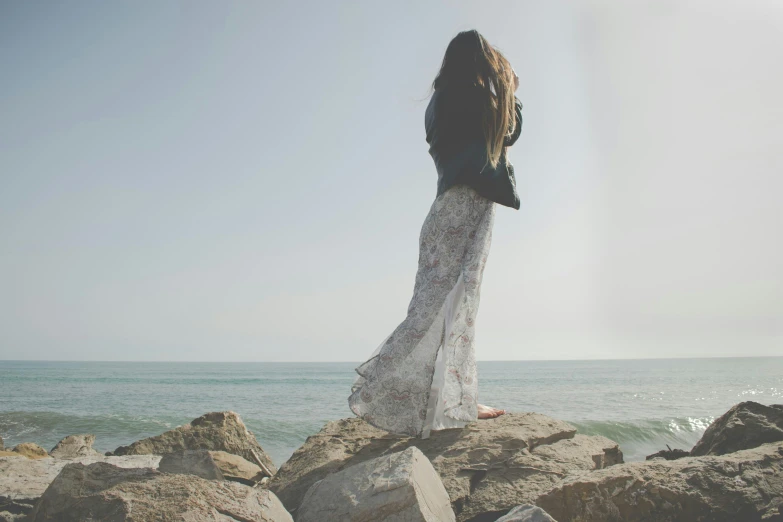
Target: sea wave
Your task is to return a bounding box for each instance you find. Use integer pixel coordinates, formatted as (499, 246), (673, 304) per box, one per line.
(0, 410), (189, 454)
(569, 416), (714, 461)
(1, 410), (713, 466)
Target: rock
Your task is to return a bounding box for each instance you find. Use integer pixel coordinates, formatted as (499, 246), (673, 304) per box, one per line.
(111, 410), (277, 476)
(49, 434), (102, 459)
(0, 451), (19, 458)
(10, 443), (49, 459)
(646, 447), (689, 460)
(209, 450), (267, 485)
(158, 449), (225, 480)
(0, 512), (27, 522)
(495, 504), (557, 522)
(691, 401), (783, 456)
(536, 441), (783, 522)
(0, 454), (160, 520)
(268, 412), (622, 522)
(297, 446), (455, 522)
(27, 461), (293, 521)
(0, 436), (3, 450)
(529, 434), (623, 469)
(157, 448), (267, 485)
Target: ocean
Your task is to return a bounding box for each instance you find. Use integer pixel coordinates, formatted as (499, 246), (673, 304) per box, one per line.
(1, 357), (781, 467)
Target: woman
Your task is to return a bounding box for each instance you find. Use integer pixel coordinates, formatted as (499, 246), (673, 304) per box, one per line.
(348, 29), (523, 439)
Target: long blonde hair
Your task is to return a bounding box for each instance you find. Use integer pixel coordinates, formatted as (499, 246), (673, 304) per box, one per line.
(430, 30), (517, 170)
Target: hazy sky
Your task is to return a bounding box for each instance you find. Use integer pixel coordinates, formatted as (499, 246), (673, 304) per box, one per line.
(1, 1), (780, 361)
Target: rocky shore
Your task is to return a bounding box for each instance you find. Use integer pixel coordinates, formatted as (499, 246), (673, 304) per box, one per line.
(1, 401), (781, 521)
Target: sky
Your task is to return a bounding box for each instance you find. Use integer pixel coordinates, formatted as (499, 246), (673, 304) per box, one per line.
(1, 1), (780, 362)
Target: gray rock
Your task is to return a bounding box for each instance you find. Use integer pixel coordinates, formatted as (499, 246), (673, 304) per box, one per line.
(691, 401), (783, 456)
(495, 504), (557, 522)
(49, 434), (102, 459)
(297, 446), (455, 522)
(27, 461), (292, 521)
(0, 512), (26, 522)
(111, 410), (277, 476)
(268, 412), (622, 522)
(529, 433), (623, 469)
(0, 454), (160, 520)
(158, 449), (225, 480)
(536, 441), (783, 522)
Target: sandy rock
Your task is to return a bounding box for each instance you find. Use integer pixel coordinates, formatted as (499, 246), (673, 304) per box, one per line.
(268, 412), (622, 522)
(27, 461), (292, 522)
(49, 434), (103, 459)
(10, 443), (49, 459)
(297, 446), (455, 522)
(691, 401), (783, 456)
(536, 441), (783, 522)
(209, 450), (267, 484)
(495, 504), (557, 522)
(158, 449), (225, 480)
(0, 454), (160, 520)
(0, 451), (19, 458)
(111, 410), (277, 476)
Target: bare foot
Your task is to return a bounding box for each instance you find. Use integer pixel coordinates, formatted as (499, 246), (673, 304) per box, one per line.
(477, 403), (506, 419)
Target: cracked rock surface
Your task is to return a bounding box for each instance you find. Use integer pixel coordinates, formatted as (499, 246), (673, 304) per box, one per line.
(536, 441), (783, 522)
(49, 434), (103, 459)
(110, 411), (277, 476)
(690, 401), (783, 457)
(296, 446), (455, 522)
(0, 454), (160, 521)
(267, 412), (622, 522)
(27, 461), (292, 522)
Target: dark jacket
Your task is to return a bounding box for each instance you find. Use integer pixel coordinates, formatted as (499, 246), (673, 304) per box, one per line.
(425, 84), (523, 209)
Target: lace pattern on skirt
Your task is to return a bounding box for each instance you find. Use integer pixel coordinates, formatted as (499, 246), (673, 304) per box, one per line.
(348, 184), (495, 438)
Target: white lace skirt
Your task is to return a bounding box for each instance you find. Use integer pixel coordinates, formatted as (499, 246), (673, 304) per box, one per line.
(348, 184), (496, 438)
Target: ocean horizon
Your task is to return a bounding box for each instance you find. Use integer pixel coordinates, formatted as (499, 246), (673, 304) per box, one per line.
(2, 357), (781, 467)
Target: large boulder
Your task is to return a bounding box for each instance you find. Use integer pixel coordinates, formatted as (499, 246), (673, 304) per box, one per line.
(111, 411), (276, 476)
(691, 401), (783, 456)
(27, 461), (292, 521)
(268, 412), (622, 522)
(10, 443), (49, 460)
(536, 441), (783, 522)
(297, 446), (455, 522)
(49, 434), (103, 459)
(0, 454), (160, 521)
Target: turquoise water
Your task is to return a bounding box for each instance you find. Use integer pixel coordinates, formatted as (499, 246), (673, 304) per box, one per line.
(1, 358), (781, 466)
